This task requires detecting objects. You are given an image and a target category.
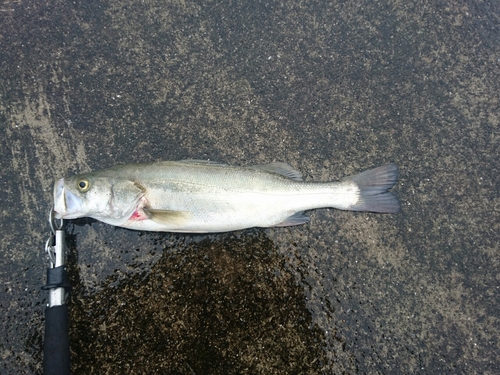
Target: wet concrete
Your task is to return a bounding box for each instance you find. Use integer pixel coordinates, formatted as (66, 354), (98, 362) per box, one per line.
(1, 0), (499, 373)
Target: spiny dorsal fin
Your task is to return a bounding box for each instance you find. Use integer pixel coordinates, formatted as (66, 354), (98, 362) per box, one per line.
(178, 159), (229, 167)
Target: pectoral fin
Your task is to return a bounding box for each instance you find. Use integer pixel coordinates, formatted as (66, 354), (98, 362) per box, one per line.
(143, 208), (192, 226)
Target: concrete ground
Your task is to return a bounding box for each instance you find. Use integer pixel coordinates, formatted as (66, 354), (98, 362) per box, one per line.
(1, 0), (498, 373)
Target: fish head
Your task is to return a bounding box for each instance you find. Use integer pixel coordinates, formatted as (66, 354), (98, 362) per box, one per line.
(53, 172), (144, 223)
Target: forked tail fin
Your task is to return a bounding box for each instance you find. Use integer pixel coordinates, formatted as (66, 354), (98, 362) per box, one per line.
(341, 164), (400, 213)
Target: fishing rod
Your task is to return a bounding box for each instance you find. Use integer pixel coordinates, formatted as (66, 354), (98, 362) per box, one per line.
(42, 209), (71, 375)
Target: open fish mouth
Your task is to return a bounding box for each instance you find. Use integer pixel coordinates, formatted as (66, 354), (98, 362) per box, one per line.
(53, 178), (83, 219)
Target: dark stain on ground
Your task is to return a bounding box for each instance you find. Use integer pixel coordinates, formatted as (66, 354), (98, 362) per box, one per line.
(67, 230), (331, 374)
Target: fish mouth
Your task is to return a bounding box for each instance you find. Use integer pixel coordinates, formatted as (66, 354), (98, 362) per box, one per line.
(53, 178), (84, 219)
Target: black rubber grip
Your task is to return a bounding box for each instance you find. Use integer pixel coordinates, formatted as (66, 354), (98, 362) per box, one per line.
(43, 305), (70, 375)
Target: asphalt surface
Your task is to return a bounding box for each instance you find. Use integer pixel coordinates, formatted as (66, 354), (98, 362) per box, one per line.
(1, 0), (499, 374)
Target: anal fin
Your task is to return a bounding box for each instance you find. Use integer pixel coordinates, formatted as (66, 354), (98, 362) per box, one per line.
(273, 212), (310, 227)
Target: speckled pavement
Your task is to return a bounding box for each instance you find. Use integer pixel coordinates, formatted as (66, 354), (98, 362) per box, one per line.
(1, 0), (499, 373)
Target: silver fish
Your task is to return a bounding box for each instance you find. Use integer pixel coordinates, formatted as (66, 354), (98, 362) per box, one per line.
(53, 160), (400, 233)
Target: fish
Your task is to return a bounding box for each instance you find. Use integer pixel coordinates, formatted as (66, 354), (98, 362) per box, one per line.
(53, 160), (400, 233)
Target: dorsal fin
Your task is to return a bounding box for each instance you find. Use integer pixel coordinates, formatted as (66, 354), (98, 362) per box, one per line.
(178, 159), (229, 167)
(247, 162), (303, 181)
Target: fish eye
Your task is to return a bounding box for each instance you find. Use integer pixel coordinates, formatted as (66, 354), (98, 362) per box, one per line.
(77, 178), (91, 192)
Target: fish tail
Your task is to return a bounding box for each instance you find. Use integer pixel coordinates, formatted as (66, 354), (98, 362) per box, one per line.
(341, 164), (400, 213)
